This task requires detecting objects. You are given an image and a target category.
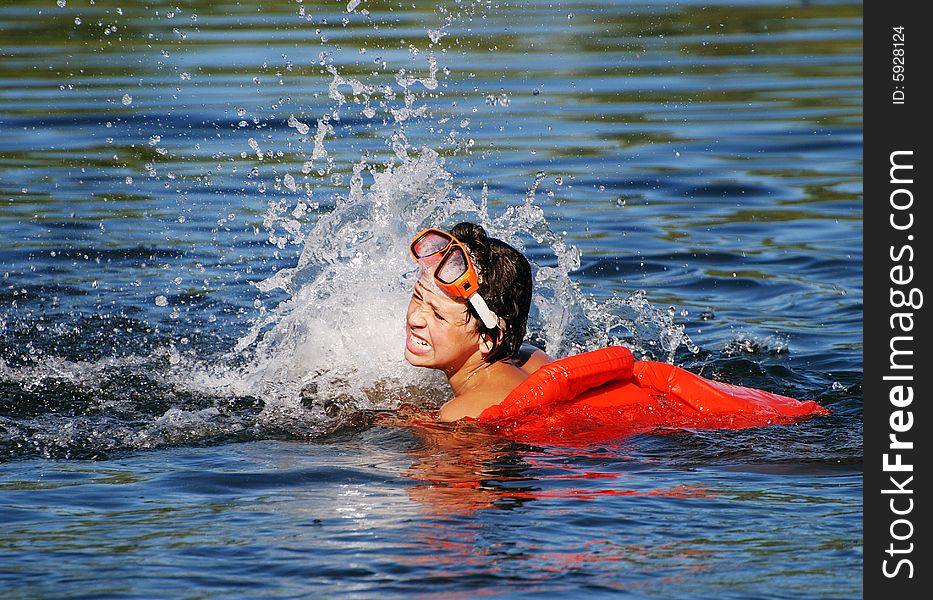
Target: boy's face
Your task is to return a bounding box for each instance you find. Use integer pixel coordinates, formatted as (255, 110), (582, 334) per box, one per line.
(404, 278), (480, 373)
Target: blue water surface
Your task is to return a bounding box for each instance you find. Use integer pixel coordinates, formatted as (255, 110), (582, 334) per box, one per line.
(1, 0), (861, 597)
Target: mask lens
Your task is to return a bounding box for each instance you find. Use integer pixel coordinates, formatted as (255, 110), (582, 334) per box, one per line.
(436, 247), (468, 284)
(412, 231), (450, 258)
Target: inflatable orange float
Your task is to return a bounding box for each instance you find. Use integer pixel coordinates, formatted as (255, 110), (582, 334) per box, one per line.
(476, 347), (830, 444)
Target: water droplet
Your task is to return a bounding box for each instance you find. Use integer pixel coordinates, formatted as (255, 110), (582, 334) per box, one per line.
(287, 115), (310, 135)
(121, 93), (132, 105)
(180, 72), (191, 81)
(74, 17), (82, 25)
(57, 0), (66, 8)
(155, 295), (168, 307)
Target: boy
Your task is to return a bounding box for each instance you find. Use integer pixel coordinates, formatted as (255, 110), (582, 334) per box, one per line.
(404, 222), (550, 421)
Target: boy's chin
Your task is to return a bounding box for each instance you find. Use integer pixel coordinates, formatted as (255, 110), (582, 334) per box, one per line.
(404, 349), (429, 367)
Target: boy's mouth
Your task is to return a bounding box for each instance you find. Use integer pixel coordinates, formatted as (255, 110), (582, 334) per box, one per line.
(406, 331), (432, 355)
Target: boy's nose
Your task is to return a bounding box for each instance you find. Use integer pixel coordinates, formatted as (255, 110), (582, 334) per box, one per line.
(408, 306), (427, 326)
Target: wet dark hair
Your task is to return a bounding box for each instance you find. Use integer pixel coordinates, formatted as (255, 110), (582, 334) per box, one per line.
(449, 222), (532, 364)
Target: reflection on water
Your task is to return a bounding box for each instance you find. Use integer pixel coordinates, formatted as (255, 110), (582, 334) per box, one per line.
(0, 433), (860, 597)
(388, 407), (717, 515)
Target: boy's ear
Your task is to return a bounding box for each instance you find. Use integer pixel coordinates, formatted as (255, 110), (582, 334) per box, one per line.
(479, 335), (494, 354)
(478, 328), (503, 355)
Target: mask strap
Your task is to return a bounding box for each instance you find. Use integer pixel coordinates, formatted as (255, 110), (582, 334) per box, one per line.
(468, 294), (499, 329)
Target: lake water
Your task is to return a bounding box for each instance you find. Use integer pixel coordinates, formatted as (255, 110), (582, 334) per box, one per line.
(1, 0), (862, 598)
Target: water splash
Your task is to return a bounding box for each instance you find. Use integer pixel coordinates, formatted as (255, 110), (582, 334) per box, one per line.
(480, 175), (697, 362)
(174, 151), (698, 438)
(1, 2), (699, 459)
(1, 149), (698, 456)
(190, 149), (478, 424)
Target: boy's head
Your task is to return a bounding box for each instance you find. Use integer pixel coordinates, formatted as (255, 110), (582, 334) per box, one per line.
(446, 222), (532, 363)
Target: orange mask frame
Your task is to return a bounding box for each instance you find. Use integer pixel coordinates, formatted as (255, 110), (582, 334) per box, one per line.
(409, 228), (499, 329)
